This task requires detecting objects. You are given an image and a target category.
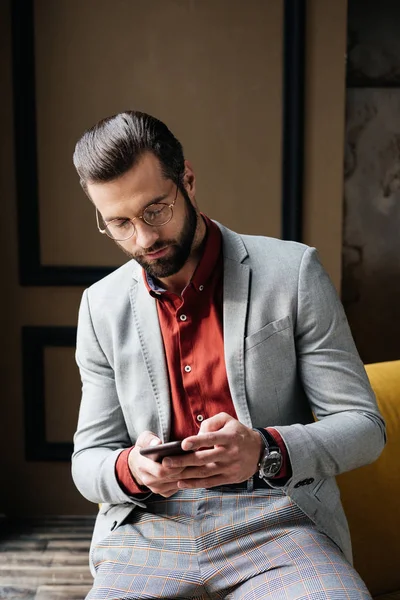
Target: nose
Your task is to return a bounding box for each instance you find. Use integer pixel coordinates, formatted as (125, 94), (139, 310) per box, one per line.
(134, 220), (161, 250)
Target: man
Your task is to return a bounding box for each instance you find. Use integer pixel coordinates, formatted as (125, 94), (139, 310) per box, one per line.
(72, 110), (385, 600)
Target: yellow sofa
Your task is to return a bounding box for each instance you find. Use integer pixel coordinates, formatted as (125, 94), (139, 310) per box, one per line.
(337, 360), (400, 599)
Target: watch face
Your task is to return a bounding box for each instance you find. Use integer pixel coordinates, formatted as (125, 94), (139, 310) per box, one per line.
(259, 450), (282, 478)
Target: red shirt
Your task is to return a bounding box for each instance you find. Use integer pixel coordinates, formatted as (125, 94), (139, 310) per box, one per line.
(116, 216), (290, 494)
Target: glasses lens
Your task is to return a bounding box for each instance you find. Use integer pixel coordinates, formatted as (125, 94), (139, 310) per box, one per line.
(105, 219), (134, 241)
(143, 203), (172, 227)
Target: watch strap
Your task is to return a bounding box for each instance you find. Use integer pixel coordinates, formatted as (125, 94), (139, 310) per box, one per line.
(253, 427), (280, 454)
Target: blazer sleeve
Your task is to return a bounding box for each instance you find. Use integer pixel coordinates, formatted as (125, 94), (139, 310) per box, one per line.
(272, 247), (386, 492)
(71, 289), (145, 506)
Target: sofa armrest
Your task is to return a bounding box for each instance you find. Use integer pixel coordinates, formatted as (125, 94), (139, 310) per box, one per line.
(337, 360), (400, 597)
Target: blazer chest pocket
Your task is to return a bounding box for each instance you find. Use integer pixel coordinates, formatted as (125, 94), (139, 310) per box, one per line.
(312, 479), (341, 511)
(245, 316), (291, 352)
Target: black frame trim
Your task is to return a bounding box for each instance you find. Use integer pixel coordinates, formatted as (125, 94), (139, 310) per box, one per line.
(281, 0), (306, 242)
(11, 0), (114, 286)
(346, 80), (400, 88)
(22, 326), (76, 461)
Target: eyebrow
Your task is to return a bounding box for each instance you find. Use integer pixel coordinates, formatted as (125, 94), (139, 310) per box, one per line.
(104, 192), (170, 222)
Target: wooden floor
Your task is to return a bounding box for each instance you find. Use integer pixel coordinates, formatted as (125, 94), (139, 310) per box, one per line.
(0, 515), (96, 599)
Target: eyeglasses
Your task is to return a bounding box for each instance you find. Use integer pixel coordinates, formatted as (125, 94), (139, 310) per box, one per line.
(96, 185), (178, 241)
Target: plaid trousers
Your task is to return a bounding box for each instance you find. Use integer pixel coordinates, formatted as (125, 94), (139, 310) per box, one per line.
(87, 487), (371, 600)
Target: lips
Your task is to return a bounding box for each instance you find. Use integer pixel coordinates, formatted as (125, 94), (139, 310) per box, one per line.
(144, 247), (170, 260)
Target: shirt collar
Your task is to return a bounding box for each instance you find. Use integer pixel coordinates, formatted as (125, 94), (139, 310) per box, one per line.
(190, 214), (221, 292)
(143, 213), (222, 296)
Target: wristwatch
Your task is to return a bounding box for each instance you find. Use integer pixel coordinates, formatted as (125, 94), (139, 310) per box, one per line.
(253, 427), (283, 480)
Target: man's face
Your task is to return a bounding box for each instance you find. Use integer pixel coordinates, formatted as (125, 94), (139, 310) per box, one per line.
(87, 153), (199, 280)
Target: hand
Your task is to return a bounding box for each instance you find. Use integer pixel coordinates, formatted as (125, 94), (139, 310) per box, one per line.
(163, 413), (264, 489)
(128, 431), (187, 498)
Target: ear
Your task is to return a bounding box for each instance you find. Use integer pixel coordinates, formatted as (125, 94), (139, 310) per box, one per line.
(183, 160), (196, 197)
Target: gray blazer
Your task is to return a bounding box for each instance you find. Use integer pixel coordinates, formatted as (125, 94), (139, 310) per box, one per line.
(72, 222), (385, 575)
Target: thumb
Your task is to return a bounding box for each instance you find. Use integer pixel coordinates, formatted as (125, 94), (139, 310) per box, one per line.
(136, 430), (162, 449)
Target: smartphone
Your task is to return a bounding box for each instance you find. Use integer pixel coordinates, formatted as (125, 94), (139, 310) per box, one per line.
(139, 440), (191, 463)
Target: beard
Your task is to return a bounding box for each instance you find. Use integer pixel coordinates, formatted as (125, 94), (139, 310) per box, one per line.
(116, 189), (198, 280)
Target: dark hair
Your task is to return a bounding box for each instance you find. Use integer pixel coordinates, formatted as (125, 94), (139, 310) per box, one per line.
(73, 111), (185, 193)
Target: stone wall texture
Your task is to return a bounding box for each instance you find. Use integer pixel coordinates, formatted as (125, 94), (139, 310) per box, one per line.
(343, 0), (400, 363)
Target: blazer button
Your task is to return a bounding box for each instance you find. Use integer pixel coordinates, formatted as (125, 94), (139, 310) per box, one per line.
(111, 521), (118, 531)
(294, 478), (313, 488)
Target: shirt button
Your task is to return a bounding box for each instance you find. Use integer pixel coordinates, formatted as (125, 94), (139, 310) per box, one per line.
(184, 365), (191, 373)
(197, 415), (204, 422)
(180, 314), (187, 321)
(199, 285), (204, 291)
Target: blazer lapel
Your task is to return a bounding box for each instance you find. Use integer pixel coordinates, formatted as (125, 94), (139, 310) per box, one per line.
(220, 225), (253, 428)
(129, 275), (171, 441)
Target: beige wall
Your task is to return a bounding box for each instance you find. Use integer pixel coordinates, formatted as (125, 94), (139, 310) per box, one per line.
(303, 0), (348, 290)
(35, 0), (283, 268)
(0, 0), (347, 516)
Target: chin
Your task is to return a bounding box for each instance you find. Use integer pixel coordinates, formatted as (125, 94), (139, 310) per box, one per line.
(143, 262), (182, 279)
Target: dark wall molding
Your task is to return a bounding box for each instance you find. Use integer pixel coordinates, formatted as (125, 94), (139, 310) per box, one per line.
(346, 80), (400, 89)
(22, 326), (76, 461)
(11, 0), (115, 286)
(281, 0), (306, 242)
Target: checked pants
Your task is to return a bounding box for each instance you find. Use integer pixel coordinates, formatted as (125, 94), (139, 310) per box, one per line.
(87, 487), (371, 600)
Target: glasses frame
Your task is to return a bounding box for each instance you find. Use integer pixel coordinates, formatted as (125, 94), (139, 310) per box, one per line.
(95, 184), (179, 241)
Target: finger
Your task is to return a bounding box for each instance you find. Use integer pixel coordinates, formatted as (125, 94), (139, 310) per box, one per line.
(174, 463), (221, 481)
(160, 466), (187, 480)
(163, 447), (225, 468)
(150, 482), (179, 494)
(139, 463), (185, 488)
(148, 485), (178, 498)
(136, 431), (162, 449)
(181, 431), (230, 452)
(157, 488), (179, 498)
(128, 442), (162, 487)
(198, 412), (234, 434)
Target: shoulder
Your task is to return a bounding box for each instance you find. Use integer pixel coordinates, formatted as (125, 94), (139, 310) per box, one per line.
(242, 235), (319, 292)
(216, 220), (314, 272)
(83, 260), (139, 312)
(241, 233), (309, 258)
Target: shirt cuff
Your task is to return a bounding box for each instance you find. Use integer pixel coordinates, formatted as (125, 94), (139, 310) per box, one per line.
(115, 447), (150, 496)
(265, 427), (292, 479)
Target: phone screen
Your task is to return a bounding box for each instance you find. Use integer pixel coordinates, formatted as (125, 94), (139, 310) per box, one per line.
(139, 441), (191, 463)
